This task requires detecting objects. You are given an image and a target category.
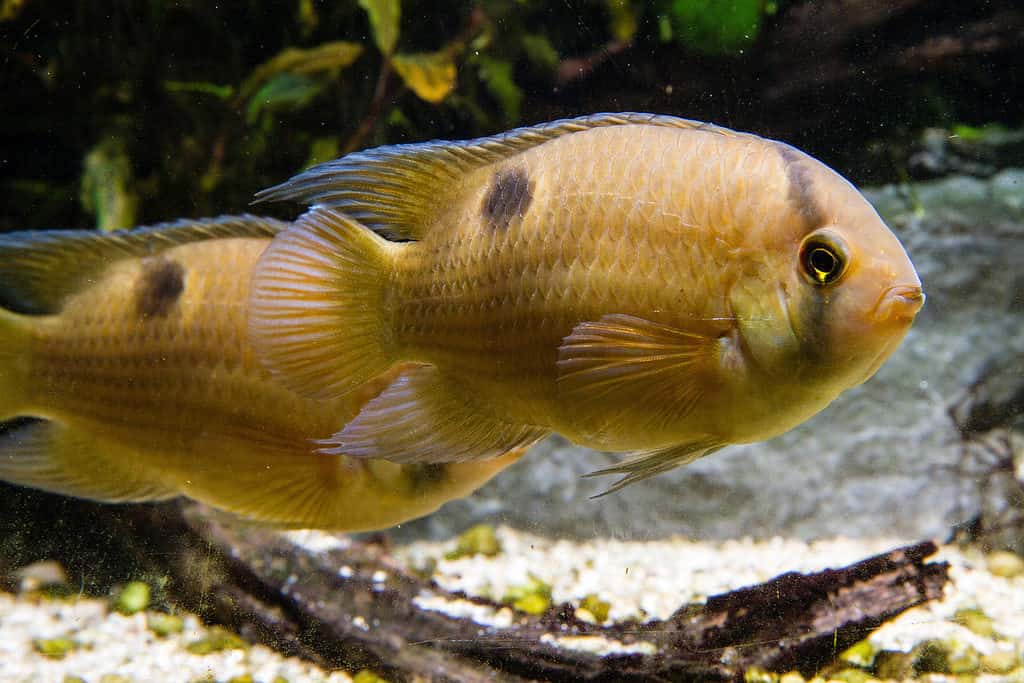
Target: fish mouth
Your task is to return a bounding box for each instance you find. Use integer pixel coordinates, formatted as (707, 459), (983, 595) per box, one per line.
(873, 284), (925, 324)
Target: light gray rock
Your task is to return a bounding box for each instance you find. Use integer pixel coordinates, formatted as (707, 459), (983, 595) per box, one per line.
(396, 169), (1024, 542)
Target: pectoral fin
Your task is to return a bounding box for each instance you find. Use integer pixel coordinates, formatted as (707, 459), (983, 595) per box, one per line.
(585, 439), (725, 497)
(319, 365), (549, 464)
(557, 314), (719, 434)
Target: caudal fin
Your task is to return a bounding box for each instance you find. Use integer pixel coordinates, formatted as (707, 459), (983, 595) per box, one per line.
(248, 207), (398, 400)
(0, 307), (31, 422)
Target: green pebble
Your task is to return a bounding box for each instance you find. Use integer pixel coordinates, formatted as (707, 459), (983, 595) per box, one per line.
(185, 626), (249, 655)
(828, 668), (871, 683)
(981, 649), (1021, 674)
(99, 675), (133, 683)
(839, 638), (878, 668)
(512, 593), (551, 615)
(988, 550), (1024, 578)
(743, 667), (777, 683)
(33, 637), (78, 659)
(502, 573), (553, 615)
(147, 612), (185, 638)
(873, 649), (914, 680)
(502, 574), (552, 602)
(410, 556), (438, 579)
(579, 594), (611, 623)
(271, 677), (290, 683)
(115, 581), (151, 615)
(955, 607), (995, 638)
(1002, 666), (1024, 683)
(445, 524), (501, 560)
(912, 638), (981, 675)
(353, 670), (391, 683)
(63, 677), (88, 683)
(227, 675), (255, 683)
(913, 639), (951, 673)
(778, 673), (805, 683)
(948, 644), (981, 675)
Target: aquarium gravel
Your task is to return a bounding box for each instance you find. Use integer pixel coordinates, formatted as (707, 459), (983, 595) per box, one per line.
(393, 529), (1024, 666)
(4, 531), (1024, 682)
(0, 590), (353, 683)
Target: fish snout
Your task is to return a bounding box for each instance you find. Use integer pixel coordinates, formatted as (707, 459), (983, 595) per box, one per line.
(873, 284), (925, 324)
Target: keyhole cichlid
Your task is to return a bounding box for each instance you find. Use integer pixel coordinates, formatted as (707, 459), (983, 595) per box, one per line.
(250, 112), (924, 495)
(0, 216), (522, 528)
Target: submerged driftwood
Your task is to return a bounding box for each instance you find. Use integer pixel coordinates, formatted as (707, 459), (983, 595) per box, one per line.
(66, 500), (946, 682)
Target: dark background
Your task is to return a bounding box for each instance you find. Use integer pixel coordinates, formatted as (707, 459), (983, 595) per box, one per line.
(1, 0), (1021, 233)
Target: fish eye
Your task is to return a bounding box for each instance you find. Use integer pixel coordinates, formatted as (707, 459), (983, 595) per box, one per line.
(799, 233), (848, 285)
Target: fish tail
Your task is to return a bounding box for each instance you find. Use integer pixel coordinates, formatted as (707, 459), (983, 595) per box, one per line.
(0, 306), (31, 421)
(249, 207), (398, 400)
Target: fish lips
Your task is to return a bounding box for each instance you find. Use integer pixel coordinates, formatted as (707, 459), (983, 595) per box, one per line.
(851, 283), (925, 386)
(872, 284), (925, 325)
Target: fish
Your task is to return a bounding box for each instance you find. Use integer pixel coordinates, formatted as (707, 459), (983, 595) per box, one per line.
(0, 216), (522, 529)
(248, 112), (925, 495)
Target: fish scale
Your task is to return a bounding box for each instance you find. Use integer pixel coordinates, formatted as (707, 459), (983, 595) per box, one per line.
(0, 226), (523, 529)
(393, 128), (743, 410)
(249, 113), (923, 489)
(23, 241), (336, 454)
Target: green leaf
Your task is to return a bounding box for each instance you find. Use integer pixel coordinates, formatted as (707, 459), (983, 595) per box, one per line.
(392, 50), (457, 103)
(522, 34), (559, 71)
(606, 0), (638, 43)
(80, 138), (137, 233)
(163, 81), (234, 99)
(238, 41), (364, 103)
(669, 0), (763, 55)
(359, 0), (400, 56)
(478, 56), (522, 125)
(304, 136), (340, 168)
(1, 0), (25, 22)
(297, 0), (319, 37)
(246, 73), (323, 122)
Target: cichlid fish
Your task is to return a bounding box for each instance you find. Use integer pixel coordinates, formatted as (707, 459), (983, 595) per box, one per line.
(0, 216), (521, 528)
(249, 112), (925, 494)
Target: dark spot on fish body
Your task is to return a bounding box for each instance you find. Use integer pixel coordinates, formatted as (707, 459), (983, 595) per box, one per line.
(778, 144), (826, 231)
(482, 167), (534, 230)
(403, 463), (448, 496)
(136, 257), (184, 318)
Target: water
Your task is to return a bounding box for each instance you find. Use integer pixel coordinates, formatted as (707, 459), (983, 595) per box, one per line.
(1, 2), (1022, 681)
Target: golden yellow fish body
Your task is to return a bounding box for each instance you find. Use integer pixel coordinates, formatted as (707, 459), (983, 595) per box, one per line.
(250, 113), (924, 492)
(392, 124), (788, 445)
(0, 218), (520, 528)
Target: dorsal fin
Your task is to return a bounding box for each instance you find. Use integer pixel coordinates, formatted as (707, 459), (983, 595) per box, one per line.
(254, 112), (735, 241)
(0, 214), (288, 314)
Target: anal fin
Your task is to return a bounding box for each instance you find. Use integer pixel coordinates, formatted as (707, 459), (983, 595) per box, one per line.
(319, 365), (549, 464)
(0, 420), (177, 502)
